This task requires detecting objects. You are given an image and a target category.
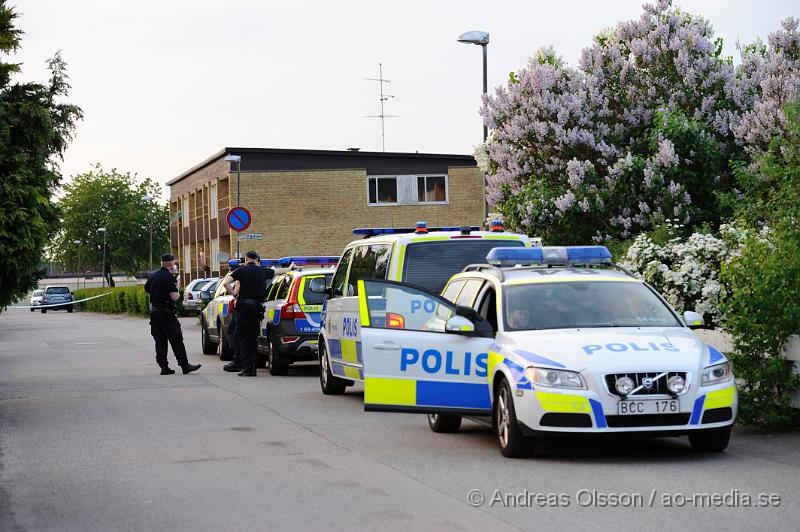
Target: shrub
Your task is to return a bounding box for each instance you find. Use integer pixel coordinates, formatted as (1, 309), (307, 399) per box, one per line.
(619, 221), (769, 326)
(74, 285), (187, 317)
(720, 223), (800, 429)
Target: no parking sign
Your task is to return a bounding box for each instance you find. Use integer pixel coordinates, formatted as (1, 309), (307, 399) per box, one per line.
(226, 206), (252, 232)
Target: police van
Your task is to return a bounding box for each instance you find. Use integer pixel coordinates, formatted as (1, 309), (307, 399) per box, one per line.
(318, 221), (538, 394)
(259, 257), (337, 375)
(348, 246), (737, 457)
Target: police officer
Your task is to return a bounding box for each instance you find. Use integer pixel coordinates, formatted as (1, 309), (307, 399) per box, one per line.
(144, 254), (202, 375)
(224, 250), (272, 376)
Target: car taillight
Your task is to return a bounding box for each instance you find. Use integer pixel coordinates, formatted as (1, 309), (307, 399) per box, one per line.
(386, 312), (405, 329)
(230, 298), (236, 310)
(280, 336), (300, 344)
(280, 278), (304, 320)
(280, 303), (304, 320)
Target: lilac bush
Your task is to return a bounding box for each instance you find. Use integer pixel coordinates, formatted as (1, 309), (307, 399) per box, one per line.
(479, 0), (799, 244)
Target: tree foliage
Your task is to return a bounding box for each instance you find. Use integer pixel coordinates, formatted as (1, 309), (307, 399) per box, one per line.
(53, 165), (170, 283)
(478, 0), (800, 244)
(0, 1), (82, 308)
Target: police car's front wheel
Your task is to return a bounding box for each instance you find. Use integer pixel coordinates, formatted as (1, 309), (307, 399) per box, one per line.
(689, 426), (732, 452)
(319, 344), (347, 395)
(495, 378), (535, 458)
(427, 414), (462, 433)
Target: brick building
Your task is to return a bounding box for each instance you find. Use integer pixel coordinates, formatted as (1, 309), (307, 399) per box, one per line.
(167, 147), (484, 285)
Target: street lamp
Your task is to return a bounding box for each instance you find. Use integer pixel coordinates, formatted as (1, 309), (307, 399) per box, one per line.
(224, 154), (242, 258)
(458, 30), (490, 225)
(73, 239), (82, 290)
(143, 194), (154, 272)
(98, 227), (107, 287)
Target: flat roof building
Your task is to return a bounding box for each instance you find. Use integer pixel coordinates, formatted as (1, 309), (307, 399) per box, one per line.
(167, 147), (484, 285)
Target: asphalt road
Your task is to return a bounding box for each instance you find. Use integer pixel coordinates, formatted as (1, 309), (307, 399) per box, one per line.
(1, 311), (798, 532)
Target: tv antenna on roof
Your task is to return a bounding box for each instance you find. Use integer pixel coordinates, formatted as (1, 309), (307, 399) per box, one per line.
(365, 63), (398, 152)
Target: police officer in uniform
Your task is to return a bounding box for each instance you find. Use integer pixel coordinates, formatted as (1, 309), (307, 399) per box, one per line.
(144, 254), (202, 375)
(224, 250), (272, 376)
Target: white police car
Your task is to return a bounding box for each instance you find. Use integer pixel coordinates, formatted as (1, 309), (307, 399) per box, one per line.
(350, 246), (737, 457)
(318, 221), (537, 394)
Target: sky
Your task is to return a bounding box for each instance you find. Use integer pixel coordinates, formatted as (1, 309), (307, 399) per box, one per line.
(10, 0), (798, 195)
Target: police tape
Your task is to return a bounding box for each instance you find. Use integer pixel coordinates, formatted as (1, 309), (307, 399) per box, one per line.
(6, 292), (115, 309)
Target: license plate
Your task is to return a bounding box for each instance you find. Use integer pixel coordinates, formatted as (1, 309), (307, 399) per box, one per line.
(617, 399), (679, 415)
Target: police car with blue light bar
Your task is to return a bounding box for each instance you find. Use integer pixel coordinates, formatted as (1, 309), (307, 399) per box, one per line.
(317, 220), (541, 394)
(349, 245), (737, 458)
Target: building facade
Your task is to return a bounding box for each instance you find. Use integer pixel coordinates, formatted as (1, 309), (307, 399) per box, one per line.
(167, 147), (484, 286)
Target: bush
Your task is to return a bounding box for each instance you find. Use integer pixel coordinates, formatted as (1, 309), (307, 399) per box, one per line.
(74, 285), (187, 317)
(620, 221), (769, 327)
(720, 224), (800, 429)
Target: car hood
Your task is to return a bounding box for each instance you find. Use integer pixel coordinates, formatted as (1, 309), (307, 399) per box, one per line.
(498, 327), (717, 371)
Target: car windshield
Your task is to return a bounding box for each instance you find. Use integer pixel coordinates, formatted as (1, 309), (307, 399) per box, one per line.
(503, 281), (681, 331)
(301, 274), (333, 305)
(402, 239), (525, 293)
(47, 287), (70, 294)
(33, 290), (43, 296)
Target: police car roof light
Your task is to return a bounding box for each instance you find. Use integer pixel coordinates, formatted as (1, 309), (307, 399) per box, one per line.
(490, 219), (504, 232)
(259, 259), (282, 267)
(352, 225), (481, 236)
(278, 256), (339, 267)
(415, 221), (428, 234)
(228, 259), (241, 268)
(486, 246), (612, 266)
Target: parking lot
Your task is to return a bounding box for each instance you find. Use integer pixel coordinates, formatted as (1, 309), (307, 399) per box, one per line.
(1, 311), (798, 531)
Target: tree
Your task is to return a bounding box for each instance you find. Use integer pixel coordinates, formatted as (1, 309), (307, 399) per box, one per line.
(53, 165), (170, 285)
(478, 0), (799, 244)
(0, 1), (82, 308)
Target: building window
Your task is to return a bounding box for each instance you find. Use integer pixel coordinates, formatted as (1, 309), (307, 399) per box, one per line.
(210, 184), (218, 218)
(368, 177), (398, 205)
(210, 238), (219, 270)
(367, 175), (448, 206)
(183, 244), (191, 275)
(417, 175), (448, 203)
(182, 197), (189, 227)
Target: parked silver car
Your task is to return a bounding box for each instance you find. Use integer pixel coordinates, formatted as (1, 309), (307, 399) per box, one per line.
(30, 289), (44, 311)
(183, 277), (218, 311)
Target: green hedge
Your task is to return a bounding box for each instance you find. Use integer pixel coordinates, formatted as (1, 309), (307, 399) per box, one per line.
(74, 285), (187, 317)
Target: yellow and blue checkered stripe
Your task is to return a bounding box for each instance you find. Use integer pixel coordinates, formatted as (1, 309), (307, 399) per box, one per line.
(364, 377), (491, 411)
(690, 385), (735, 424)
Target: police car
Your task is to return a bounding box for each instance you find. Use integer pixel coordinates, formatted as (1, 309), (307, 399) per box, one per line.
(348, 246), (737, 458)
(259, 257), (337, 375)
(318, 221), (539, 394)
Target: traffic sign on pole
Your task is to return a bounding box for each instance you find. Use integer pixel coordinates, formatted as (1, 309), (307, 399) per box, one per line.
(226, 206), (252, 232)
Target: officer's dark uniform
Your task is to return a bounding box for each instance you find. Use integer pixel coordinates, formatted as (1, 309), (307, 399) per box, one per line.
(144, 255), (201, 375)
(230, 253), (272, 376)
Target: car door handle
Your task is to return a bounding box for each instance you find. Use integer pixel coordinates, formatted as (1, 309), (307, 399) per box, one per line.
(374, 342), (401, 351)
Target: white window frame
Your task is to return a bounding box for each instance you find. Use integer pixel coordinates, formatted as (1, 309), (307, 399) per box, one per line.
(366, 174), (449, 207)
(182, 196), (189, 227)
(183, 243), (191, 275)
(209, 184), (218, 219)
(210, 237), (219, 270)
(416, 174), (449, 205)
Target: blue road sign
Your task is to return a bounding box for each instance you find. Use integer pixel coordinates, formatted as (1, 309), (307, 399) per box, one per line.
(226, 206), (252, 232)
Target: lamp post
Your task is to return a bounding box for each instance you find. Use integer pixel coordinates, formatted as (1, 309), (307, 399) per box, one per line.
(458, 30), (490, 225)
(73, 240), (82, 290)
(143, 194), (154, 272)
(98, 227), (107, 287)
(224, 154), (242, 258)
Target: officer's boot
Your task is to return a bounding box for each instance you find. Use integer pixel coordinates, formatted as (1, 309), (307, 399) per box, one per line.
(238, 363), (257, 377)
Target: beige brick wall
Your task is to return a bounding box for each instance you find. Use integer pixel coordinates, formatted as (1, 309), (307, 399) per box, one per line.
(232, 166), (484, 259)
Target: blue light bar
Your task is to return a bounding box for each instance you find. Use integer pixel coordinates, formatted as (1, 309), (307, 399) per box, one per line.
(486, 246), (612, 266)
(352, 226), (481, 235)
(228, 259), (241, 268)
(278, 256), (339, 267)
(260, 259), (282, 267)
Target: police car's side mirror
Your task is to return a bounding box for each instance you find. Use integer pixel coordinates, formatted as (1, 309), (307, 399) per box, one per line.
(455, 305), (480, 321)
(445, 315), (476, 334)
(683, 310), (707, 329)
(308, 277), (327, 294)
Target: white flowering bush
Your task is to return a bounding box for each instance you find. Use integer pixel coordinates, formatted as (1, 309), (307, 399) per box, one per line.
(620, 221), (771, 326)
(479, 0), (800, 244)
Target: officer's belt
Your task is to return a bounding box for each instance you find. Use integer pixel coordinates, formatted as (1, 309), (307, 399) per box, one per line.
(237, 298), (263, 306)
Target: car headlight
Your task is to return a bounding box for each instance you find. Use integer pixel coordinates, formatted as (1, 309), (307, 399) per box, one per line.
(701, 362), (732, 386)
(524, 367), (586, 389)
